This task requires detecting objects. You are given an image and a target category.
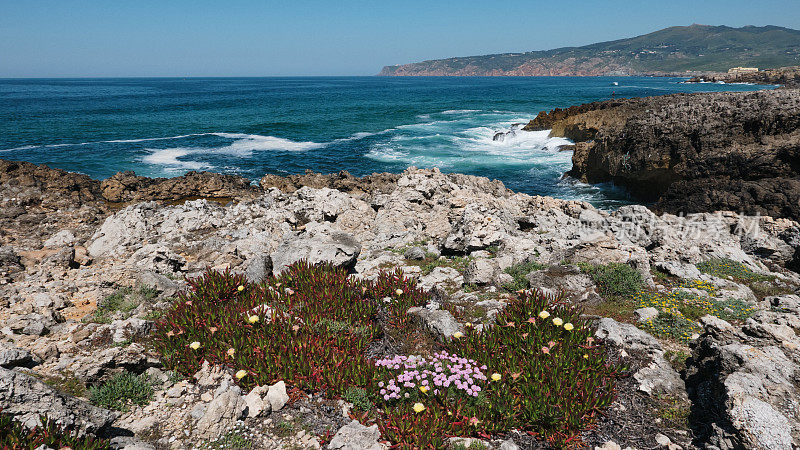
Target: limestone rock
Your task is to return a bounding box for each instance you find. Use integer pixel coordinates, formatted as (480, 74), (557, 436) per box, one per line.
(0, 367), (116, 436)
(329, 419), (383, 450)
(266, 380), (289, 412)
(195, 387), (246, 439)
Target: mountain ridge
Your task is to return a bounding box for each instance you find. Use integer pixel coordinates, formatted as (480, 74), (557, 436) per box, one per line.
(379, 24), (800, 76)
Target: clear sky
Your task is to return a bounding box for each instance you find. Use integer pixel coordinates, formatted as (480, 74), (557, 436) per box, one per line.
(2, 0), (800, 77)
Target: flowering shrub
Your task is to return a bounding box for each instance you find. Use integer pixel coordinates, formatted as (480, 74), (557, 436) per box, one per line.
(634, 290), (755, 342)
(154, 264), (618, 448)
(378, 290), (619, 447)
(375, 352), (488, 402)
(153, 262), (427, 396)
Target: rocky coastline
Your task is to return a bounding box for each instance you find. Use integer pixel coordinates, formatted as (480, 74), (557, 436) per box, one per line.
(2, 158), (800, 449)
(525, 88), (800, 223)
(686, 66), (800, 88)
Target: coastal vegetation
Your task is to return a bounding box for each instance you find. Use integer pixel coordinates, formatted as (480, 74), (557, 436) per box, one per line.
(153, 262), (619, 447)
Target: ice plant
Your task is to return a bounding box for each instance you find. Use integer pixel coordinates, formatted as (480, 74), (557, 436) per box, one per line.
(452, 331), (464, 339)
(552, 317), (563, 326)
(538, 310), (550, 319)
(491, 373), (501, 381)
(237, 285), (245, 292)
(189, 341), (201, 350)
(564, 322), (574, 331)
(412, 403), (425, 413)
(247, 315), (259, 324)
(235, 370), (247, 379)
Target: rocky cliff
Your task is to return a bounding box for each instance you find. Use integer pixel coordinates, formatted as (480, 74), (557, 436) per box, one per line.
(526, 89), (800, 220)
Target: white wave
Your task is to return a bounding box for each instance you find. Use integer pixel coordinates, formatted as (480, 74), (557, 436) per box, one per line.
(209, 133), (323, 154)
(141, 147), (213, 172)
(441, 109), (481, 115)
(4, 132), (322, 153)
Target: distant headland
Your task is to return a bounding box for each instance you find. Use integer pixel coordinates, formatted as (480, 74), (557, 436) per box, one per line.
(379, 24), (800, 77)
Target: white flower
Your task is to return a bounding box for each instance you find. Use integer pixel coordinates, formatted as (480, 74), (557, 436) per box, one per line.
(189, 341), (201, 350)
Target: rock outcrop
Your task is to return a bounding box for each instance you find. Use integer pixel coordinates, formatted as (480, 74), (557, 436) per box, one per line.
(0, 367), (116, 436)
(3, 162), (800, 448)
(100, 170), (259, 204)
(526, 89), (800, 221)
(688, 66), (800, 88)
(686, 303), (800, 449)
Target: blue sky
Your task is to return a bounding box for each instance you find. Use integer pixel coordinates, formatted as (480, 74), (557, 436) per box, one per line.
(2, 0), (800, 77)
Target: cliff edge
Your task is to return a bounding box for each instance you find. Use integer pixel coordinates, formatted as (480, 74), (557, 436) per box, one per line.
(526, 89), (800, 220)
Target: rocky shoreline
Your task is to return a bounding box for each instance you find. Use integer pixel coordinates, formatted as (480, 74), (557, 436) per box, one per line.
(2, 159), (800, 449)
(524, 88), (800, 224)
(686, 66), (800, 88)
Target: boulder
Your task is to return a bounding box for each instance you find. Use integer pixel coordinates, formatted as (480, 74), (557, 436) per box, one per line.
(0, 367), (116, 436)
(595, 318), (685, 398)
(195, 387), (246, 439)
(0, 343), (40, 369)
(271, 224), (361, 274)
(407, 307), (464, 341)
(266, 380), (289, 412)
(329, 420), (383, 450)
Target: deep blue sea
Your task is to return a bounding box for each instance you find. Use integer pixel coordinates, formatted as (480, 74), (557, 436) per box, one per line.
(0, 77), (772, 208)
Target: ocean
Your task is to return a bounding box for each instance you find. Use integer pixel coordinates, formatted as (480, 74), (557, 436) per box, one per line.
(0, 76), (771, 209)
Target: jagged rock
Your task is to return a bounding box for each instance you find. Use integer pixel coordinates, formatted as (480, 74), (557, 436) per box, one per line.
(634, 307), (659, 323)
(244, 253), (272, 283)
(0, 367), (116, 435)
(418, 266), (464, 291)
(329, 420), (383, 450)
(266, 380), (289, 412)
(403, 246), (426, 260)
(109, 436), (157, 450)
(195, 386), (246, 439)
(244, 385), (271, 418)
(136, 271), (180, 298)
(0, 343), (40, 369)
(686, 314), (800, 448)
(544, 89), (800, 221)
(526, 266), (598, 303)
(595, 318), (685, 398)
(43, 230), (76, 248)
(464, 258), (497, 286)
(100, 170), (257, 203)
(271, 224), (361, 274)
(407, 306), (464, 341)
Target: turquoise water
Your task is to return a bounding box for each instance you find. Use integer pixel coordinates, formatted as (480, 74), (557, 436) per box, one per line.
(0, 77), (771, 208)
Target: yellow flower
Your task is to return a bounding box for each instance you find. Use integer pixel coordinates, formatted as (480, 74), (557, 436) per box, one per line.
(412, 402), (425, 413)
(452, 332), (464, 339)
(227, 348), (236, 357)
(237, 285), (245, 292)
(491, 373), (502, 382)
(248, 315), (259, 324)
(583, 354), (588, 359)
(395, 289), (404, 295)
(563, 323), (574, 331)
(419, 386), (429, 393)
(465, 322), (472, 328)
(189, 341), (201, 350)
(552, 317), (563, 327)
(538, 310), (550, 319)
(235, 370), (247, 379)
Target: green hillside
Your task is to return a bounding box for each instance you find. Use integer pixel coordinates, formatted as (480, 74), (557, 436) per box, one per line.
(379, 25), (800, 76)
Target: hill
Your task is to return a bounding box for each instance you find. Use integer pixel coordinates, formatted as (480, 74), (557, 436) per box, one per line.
(379, 24), (800, 76)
